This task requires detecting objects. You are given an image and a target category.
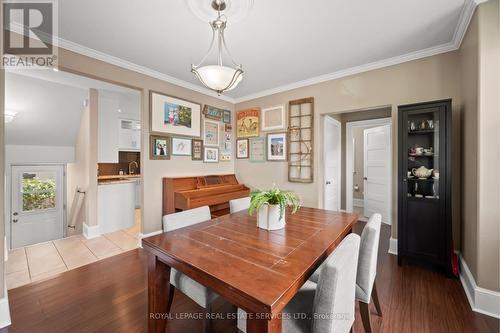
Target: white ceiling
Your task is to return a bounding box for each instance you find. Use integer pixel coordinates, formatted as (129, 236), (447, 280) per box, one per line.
(57, 0), (472, 101)
(5, 70), (139, 146)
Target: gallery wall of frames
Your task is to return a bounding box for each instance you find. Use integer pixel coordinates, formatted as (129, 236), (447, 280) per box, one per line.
(233, 97), (315, 184)
(149, 91), (232, 163)
(149, 91), (314, 184)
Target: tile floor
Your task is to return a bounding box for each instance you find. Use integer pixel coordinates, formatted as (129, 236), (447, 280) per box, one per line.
(6, 209), (141, 290)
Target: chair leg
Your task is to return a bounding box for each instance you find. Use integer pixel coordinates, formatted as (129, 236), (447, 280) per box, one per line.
(202, 303), (212, 333)
(166, 284), (175, 313)
(371, 282), (383, 317)
(359, 301), (372, 333)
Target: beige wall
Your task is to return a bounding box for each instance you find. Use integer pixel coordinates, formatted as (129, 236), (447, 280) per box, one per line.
(235, 52), (462, 240)
(459, 0), (500, 292)
(66, 89), (98, 235)
(459, 5), (480, 288)
(56, 49), (235, 235)
(476, 0), (499, 291)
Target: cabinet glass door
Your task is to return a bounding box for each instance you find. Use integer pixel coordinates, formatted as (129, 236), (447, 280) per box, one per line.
(406, 110), (440, 199)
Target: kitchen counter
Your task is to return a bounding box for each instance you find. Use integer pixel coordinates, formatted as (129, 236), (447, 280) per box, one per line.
(98, 174), (141, 185)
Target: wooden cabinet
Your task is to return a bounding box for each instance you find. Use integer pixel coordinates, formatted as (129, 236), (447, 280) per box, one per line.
(397, 99), (452, 275)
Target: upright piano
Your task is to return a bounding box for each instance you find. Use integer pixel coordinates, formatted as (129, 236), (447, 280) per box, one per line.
(162, 174), (250, 218)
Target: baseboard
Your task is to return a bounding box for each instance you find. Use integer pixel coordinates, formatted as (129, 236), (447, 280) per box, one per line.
(0, 284), (11, 329)
(388, 237), (398, 255)
(137, 230), (163, 247)
(353, 198), (364, 207)
(458, 252), (500, 319)
(83, 223), (100, 239)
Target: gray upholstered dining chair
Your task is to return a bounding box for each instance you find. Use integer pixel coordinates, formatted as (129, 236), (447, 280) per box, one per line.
(238, 233), (361, 333)
(162, 206), (219, 332)
(229, 196), (251, 213)
(309, 213), (383, 333)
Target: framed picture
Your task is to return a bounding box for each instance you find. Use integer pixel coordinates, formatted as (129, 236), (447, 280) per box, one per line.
(171, 137), (192, 156)
(250, 137), (266, 162)
(267, 132), (287, 161)
(204, 147), (219, 163)
(222, 110), (231, 124)
(203, 119), (220, 146)
(203, 105), (225, 121)
(236, 139), (249, 159)
(236, 108), (260, 138)
(262, 105), (286, 131)
(221, 127), (232, 162)
(191, 139), (203, 160)
(150, 91), (201, 137)
(150, 135), (170, 160)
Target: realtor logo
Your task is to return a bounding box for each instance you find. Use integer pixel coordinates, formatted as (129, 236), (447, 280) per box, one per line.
(2, 0), (58, 68)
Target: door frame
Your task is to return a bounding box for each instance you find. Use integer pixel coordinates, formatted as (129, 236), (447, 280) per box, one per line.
(346, 118), (392, 223)
(322, 116), (342, 211)
(8, 163), (67, 249)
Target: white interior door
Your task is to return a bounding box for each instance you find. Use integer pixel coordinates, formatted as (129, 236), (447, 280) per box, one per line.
(364, 125), (391, 224)
(323, 116), (341, 211)
(11, 165), (64, 248)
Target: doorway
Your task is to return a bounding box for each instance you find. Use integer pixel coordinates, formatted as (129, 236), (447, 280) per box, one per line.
(346, 118), (392, 224)
(323, 116), (341, 211)
(11, 165), (65, 248)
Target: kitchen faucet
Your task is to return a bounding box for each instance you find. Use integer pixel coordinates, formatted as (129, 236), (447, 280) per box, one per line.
(128, 161), (139, 175)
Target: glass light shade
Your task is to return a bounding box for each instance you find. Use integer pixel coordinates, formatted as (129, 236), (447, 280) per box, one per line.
(4, 110), (17, 123)
(194, 65), (243, 92)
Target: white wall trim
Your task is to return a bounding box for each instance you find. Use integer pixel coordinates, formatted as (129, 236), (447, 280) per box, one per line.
(388, 237), (398, 255)
(57, 38), (235, 104)
(2, 247), (12, 329)
(234, 0), (482, 103)
(5, 0), (476, 106)
(83, 223), (100, 239)
(458, 253), (500, 319)
(353, 198), (364, 207)
(137, 230), (163, 248)
(346, 118), (392, 225)
(0, 297), (11, 329)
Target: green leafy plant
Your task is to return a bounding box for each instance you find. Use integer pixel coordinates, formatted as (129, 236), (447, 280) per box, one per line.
(22, 177), (56, 211)
(248, 186), (301, 220)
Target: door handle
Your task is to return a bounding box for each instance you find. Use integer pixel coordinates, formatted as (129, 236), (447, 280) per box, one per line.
(13, 212), (18, 216)
(326, 181), (331, 185)
(363, 177), (368, 180)
(12, 219), (18, 223)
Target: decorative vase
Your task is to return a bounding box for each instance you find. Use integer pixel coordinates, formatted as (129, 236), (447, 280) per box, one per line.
(257, 204), (286, 230)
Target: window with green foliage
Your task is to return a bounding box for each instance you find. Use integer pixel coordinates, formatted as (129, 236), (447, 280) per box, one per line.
(21, 173), (56, 212)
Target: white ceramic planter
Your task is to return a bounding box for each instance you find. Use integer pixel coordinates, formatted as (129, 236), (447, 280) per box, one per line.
(257, 204), (286, 230)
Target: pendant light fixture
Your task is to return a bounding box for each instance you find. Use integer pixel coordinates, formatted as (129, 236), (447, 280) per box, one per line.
(191, 0), (243, 95)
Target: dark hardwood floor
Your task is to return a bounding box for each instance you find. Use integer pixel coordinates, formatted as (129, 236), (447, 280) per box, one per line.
(2, 222), (498, 333)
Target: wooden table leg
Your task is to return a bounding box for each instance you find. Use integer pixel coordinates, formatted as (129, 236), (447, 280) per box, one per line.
(148, 254), (171, 333)
(247, 312), (282, 333)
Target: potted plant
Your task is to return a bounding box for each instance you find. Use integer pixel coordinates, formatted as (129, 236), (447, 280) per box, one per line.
(248, 187), (301, 230)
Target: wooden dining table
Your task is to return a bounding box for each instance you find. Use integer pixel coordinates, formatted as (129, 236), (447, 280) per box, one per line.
(142, 207), (358, 333)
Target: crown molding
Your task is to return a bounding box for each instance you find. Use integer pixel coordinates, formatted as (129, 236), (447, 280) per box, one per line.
(6, 0), (483, 105)
(233, 0), (481, 103)
(57, 38), (236, 103)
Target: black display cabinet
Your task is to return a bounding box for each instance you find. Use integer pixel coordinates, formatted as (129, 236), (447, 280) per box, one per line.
(398, 99), (452, 275)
